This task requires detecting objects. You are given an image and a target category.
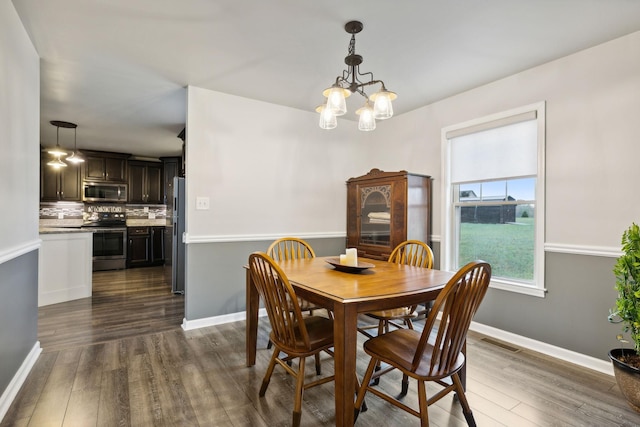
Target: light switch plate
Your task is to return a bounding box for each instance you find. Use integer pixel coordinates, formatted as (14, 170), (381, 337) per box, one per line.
(196, 197), (210, 210)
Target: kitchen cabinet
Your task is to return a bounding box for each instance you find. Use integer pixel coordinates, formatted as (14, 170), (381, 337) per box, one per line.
(151, 226), (165, 264)
(40, 152), (82, 201)
(127, 226), (164, 267)
(346, 168), (432, 260)
(83, 150), (129, 183)
(128, 160), (162, 204)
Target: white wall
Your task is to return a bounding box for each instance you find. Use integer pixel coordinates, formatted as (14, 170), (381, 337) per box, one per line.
(0, 0), (40, 260)
(375, 31), (640, 250)
(185, 86), (379, 240)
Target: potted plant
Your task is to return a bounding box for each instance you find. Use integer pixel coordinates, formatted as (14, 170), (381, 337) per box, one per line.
(609, 222), (640, 412)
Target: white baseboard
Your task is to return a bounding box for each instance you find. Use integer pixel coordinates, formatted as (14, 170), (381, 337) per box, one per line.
(0, 341), (42, 423)
(180, 311), (613, 376)
(182, 308), (267, 331)
(470, 321), (613, 376)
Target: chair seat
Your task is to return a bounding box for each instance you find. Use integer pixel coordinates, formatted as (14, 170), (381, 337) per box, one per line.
(365, 306), (417, 321)
(363, 328), (465, 380)
(271, 316), (334, 355)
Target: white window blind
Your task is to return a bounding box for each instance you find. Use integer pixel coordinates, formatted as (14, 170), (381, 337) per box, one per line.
(449, 112), (537, 184)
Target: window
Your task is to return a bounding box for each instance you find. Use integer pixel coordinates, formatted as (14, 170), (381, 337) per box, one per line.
(441, 103), (546, 297)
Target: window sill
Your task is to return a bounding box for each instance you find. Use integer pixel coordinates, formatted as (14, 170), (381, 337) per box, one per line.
(489, 279), (546, 298)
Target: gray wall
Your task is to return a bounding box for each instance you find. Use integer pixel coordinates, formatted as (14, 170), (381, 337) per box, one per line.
(473, 251), (620, 360)
(0, 252), (38, 395)
(185, 237), (345, 319)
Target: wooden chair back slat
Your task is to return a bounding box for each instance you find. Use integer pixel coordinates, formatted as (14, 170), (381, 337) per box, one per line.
(267, 237), (316, 261)
(413, 261), (491, 376)
(249, 252), (310, 351)
(388, 240), (434, 269)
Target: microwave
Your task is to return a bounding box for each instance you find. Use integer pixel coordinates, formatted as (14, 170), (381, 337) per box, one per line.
(83, 182), (128, 202)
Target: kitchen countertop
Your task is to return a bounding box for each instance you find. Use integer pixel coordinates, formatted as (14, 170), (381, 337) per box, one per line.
(126, 219), (168, 227)
(39, 227), (94, 234)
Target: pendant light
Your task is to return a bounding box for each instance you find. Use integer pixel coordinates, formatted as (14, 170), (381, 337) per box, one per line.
(47, 121), (80, 168)
(65, 122), (84, 164)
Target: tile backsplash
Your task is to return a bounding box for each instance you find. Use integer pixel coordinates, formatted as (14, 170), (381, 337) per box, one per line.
(39, 202), (168, 227)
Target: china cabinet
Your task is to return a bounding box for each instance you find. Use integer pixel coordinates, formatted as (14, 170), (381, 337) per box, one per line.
(346, 168), (432, 260)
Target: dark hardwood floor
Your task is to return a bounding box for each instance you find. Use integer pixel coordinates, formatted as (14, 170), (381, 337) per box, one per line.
(2, 266), (640, 426)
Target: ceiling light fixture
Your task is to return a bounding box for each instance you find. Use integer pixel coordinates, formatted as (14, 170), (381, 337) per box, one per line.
(47, 120), (80, 168)
(64, 122), (84, 164)
(318, 20), (397, 131)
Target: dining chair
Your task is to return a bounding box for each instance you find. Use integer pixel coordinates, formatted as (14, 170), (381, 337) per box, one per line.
(266, 237), (331, 374)
(360, 240), (434, 335)
(354, 260), (492, 427)
(358, 240), (434, 394)
(248, 252), (336, 427)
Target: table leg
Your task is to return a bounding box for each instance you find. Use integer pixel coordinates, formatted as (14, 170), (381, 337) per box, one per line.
(332, 303), (358, 427)
(245, 268), (259, 367)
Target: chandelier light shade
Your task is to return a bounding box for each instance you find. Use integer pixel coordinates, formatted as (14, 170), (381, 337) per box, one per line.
(356, 100), (376, 131)
(318, 20), (397, 131)
(370, 88), (397, 120)
(47, 120), (80, 168)
(322, 84), (350, 116)
(316, 104), (338, 130)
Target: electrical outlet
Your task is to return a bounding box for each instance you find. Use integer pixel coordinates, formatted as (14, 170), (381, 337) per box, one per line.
(196, 197), (210, 210)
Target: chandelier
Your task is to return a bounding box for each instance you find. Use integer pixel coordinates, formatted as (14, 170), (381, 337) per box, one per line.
(317, 20), (397, 131)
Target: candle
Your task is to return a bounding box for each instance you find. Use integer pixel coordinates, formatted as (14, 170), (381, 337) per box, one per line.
(345, 248), (358, 266)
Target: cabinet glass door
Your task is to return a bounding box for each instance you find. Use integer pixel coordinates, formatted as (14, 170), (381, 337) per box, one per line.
(359, 185), (391, 247)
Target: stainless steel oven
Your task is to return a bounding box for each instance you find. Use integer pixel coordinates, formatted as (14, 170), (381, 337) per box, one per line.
(83, 204), (127, 271)
(90, 227), (127, 271)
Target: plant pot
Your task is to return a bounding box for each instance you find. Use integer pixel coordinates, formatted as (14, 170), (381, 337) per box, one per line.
(609, 348), (640, 412)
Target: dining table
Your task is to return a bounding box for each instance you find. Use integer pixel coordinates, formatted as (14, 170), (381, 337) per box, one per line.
(245, 255), (455, 427)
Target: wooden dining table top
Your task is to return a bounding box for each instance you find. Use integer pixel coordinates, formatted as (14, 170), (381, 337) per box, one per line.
(275, 256), (454, 309)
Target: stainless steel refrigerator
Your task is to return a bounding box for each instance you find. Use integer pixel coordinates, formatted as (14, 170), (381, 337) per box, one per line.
(171, 176), (186, 294)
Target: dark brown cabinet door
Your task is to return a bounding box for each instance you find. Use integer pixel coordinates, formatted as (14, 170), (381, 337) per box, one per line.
(104, 157), (127, 182)
(128, 161), (162, 204)
(59, 165), (82, 201)
(84, 156), (106, 181)
(127, 227), (150, 267)
(128, 162), (146, 203)
(151, 227), (164, 264)
(146, 164), (162, 204)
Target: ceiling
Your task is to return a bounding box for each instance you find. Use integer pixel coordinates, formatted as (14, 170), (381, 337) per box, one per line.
(11, 0), (640, 158)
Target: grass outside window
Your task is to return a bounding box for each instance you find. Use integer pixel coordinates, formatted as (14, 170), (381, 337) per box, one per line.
(458, 217), (534, 281)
